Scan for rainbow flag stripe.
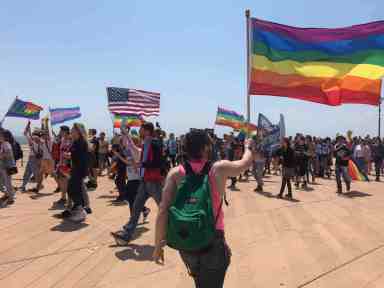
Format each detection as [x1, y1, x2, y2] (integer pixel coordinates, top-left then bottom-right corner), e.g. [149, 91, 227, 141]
[215, 107, 244, 130]
[113, 114, 143, 129]
[348, 159, 369, 182]
[240, 122, 258, 133]
[6, 98, 43, 120]
[250, 19, 384, 106]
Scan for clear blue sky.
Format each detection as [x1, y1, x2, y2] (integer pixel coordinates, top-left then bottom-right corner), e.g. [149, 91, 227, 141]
[1, 0, 383, 137]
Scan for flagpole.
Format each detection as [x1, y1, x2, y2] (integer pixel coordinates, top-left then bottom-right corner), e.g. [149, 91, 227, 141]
[245, 9, 251, 129]
[0, 96, 18, 127]
[379, 80, 384, 138]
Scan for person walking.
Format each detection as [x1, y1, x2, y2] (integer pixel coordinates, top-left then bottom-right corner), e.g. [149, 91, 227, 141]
[20, 122, 43, 193]
[252, 135, 265, 192]
[0, 130, 16, 207]
[277, 138, 295, 199]
[372, 138, 384, 181]
[167, 133, 177, 168]
[152, 129, 253, 288]
[52, 126, 72, 208]
[61, 123, 90, 222]
[98, 132, 109, 176]
[111, 122, 163, 244]
[334, 136, 352, 194]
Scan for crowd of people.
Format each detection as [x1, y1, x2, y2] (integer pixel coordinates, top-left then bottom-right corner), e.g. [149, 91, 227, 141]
[0, 121, 384, 287]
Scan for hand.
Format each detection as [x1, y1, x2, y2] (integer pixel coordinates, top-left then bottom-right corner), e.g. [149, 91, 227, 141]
[244, 138, 254, 150]
[152, 246, 165, 265]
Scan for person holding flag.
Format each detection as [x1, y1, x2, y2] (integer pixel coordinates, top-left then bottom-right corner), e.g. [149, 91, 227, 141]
[334, 136, 352, 194]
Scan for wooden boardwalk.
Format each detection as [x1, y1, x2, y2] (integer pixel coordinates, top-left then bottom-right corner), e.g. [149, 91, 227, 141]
[1, 172, 384, 288]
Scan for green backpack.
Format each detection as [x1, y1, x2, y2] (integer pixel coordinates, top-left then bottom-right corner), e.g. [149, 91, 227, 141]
[166, 162, 221, 252]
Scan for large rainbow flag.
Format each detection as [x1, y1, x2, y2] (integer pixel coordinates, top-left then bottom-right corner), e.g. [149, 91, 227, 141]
[113, 114, 144, 129]
[215, 107, 245, 130]
[249, 19, 384, 106]
[348, 159, 369, 182]
[5, 98, 43, 120]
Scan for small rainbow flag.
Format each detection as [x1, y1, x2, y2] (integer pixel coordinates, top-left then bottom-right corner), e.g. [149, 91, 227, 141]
[215, 107, 245, 130]
[6, 98, 43, 120]
[240, 122, 258, 133]
[348, 159, 369, 182]
[250, 19, 384, 106]
[113, 114, 144, 129]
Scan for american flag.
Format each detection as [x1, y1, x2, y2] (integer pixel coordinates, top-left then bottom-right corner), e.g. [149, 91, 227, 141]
[107, 87, 160, 117]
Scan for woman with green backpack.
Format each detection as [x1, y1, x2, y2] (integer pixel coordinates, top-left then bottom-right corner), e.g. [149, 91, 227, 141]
[153, 129, 254, 288]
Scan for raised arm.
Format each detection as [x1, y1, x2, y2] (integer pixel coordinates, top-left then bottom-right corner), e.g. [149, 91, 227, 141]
[215, 139, 253, 179]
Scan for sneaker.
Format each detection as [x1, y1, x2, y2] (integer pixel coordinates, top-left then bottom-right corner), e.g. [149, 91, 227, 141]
[19, 187, 27, 193]
[31, 188, 39, 193]
[142, 207, 151, 223]
[111, 231, 131, 246]
[61, 210, 72, 219]
[69, 207, 86, 223]
[84, 207, 93, 214]
[346, 182, 351, 192]
[1, 197, 14, 208]
[52, 198, 66, 209]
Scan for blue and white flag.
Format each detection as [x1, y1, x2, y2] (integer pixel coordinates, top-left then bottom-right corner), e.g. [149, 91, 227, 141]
[258, 113, 286, 152]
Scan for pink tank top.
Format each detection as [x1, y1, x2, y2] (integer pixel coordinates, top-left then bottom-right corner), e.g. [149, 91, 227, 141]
[178, 161, 224, 231]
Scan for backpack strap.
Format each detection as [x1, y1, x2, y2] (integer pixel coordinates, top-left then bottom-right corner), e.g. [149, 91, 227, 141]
[183, 161, 212, 176]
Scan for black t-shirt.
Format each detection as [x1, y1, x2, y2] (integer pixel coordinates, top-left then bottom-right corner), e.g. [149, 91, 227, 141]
[277, 147, 295, 168]
[334, 143, 351, 167]
[71, 139, 89, 178]
[294, 143, 308, 160]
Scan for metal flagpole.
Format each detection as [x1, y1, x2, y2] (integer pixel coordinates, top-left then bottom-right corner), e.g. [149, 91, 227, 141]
[379, 79, 384, 138]
[245, 9, 251, 127]
[0, 96, 18, 127]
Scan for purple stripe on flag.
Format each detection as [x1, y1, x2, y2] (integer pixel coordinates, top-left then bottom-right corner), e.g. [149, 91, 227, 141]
[252, 18, 384, 43]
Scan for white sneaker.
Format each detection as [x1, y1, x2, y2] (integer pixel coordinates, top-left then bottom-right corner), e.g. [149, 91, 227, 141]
[69, 207, 86, 223]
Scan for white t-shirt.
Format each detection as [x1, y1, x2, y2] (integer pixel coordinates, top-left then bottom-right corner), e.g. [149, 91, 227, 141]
[41, 140, 53, 160]
[125, 147, 140, 181]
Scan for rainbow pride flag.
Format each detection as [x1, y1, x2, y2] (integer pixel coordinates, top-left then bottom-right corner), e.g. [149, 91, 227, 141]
[348, 159, 369, 182]
[240, 122, 258, 133]
[250, 19, 384, 106]
[5, 98, 43, 120]
[215, 107, 245, 130]
[113, 114, 143, 129]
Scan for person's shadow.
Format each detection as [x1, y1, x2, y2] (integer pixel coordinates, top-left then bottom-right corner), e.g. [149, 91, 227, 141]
[255, 190, 275, 198]
[115, 244, 155, 262]
[342, 191, 372, 198]
[51, 221, 89, 232]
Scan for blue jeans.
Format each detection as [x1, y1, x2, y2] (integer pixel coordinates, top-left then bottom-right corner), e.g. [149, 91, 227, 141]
[253, 160, 265, 187]
[122, 181, 162, 238]
[335, 165, 351, 190]
[0, 168, 15, 199]
[21, 157, 39, 189]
